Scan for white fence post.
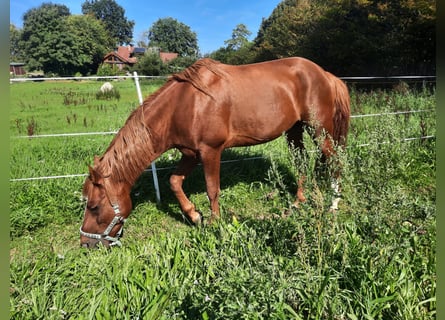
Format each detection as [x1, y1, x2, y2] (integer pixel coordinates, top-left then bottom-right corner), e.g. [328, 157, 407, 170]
[133, 71, 161, 203]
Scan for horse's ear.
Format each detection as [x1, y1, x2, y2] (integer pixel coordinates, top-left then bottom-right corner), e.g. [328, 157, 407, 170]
[88, 165, 103, 185]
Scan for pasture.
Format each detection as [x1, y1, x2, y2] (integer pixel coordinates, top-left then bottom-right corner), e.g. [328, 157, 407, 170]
[10, 78, 435, 319]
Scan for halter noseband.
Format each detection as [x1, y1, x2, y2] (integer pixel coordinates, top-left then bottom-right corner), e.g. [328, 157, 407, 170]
[80, 202, 126, 247]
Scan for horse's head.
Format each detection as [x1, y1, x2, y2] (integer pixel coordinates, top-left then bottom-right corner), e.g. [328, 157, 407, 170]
[80, 163, 132, 249]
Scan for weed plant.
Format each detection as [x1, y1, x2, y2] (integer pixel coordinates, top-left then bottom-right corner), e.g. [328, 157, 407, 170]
[95, 87, 121, 101]
[10, 82, 435, 319]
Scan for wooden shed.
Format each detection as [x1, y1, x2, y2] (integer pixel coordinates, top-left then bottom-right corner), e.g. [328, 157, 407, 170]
[10, 62, 26, 77]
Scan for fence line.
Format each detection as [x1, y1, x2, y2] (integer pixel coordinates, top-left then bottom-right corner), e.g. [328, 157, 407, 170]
[10, 75, 168, 82]
[10, 135, 434, 182]
[10, 157, 268, 182]
[10, 75, 435, 83]
[12, 131, 119, 139]
[340, 75, 435, 80]
[350, 109, 434, 119]
[11, 109, 435, 139]
[11, 174, 88, 182]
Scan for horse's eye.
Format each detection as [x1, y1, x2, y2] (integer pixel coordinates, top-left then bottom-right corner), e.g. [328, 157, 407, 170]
[88, 205, 99, 212]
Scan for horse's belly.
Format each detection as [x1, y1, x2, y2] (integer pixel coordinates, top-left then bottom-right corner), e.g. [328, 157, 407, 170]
[228, 110, 297, 147]
[226, 132, 282, 148]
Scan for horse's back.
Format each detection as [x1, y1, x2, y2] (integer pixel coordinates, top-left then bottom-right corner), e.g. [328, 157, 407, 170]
[172, 57, 346, 149]
[220, 57, 336, 109]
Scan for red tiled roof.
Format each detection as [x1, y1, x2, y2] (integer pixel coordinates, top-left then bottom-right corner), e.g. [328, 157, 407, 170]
[160, 52, 178, 63]
[116, 46, 137, 64]
[103, 52, 136, 64]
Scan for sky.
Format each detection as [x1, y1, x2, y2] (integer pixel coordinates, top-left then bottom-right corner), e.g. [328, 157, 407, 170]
[9, 0, 282, 54]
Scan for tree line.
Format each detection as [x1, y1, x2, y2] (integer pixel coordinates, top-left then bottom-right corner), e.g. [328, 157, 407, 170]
[10, 0, 133, 76]
[213, 0, 435, 76]
[10, 0, 435, 77]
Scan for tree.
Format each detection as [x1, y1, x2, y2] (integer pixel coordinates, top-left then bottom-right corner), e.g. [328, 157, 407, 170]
[374, 0, 436, 74]
[10, 24, 22, 62]
[253, 0, 435, 75]
[253, 0, 316, 62]
[147, 17, 198, 57]
[224, 23, 252, 50]
[209, 24, 255, 65]
[65, 15, 114, 75]
[19, 3, 114, 75]
[20, 3, 73, 74]
[81, 0, 134, 45]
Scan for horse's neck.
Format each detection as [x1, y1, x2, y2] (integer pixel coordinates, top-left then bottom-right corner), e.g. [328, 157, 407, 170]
[99, 105, 171, 187]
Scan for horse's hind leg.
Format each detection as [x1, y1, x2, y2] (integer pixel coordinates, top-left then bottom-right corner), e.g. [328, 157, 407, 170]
[285, 121, 307, 207]
[170, 151, 202, 224]
[199, 146, 223, 223]
[286, 121, 342, 211]
[318, 128, 342, 211]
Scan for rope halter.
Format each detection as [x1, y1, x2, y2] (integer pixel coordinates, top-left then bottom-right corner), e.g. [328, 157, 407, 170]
[80, 202, 126, 247]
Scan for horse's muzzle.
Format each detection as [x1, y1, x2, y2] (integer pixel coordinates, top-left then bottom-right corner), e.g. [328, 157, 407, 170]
[80, 237, 101, 249]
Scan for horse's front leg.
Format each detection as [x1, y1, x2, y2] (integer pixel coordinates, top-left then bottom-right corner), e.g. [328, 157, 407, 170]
[170, 153, 202, 224]
[200, 147, 223, 223]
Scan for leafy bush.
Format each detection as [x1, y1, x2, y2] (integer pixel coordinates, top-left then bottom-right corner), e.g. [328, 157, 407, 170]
[96, 63, 125, 77]
[132, 52, 168, 76]
[166, 56, 197, 73]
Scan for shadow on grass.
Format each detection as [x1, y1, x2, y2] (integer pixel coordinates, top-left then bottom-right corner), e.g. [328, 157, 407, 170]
[130, 148, 298, 224]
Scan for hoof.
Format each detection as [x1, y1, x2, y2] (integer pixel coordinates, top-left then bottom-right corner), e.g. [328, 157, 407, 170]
[291, 201, 301, 209]
[205, 213, 221, 225]
[184, 211, 203, 226]
[329, 197, 341, 212]
[193, 212, 204, 225]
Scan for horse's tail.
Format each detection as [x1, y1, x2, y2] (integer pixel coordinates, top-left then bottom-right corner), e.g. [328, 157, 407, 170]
[328, 72, 350, 147]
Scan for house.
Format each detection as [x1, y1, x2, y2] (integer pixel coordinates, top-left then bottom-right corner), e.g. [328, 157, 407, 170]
[102, 45, 140, 70]
[10, 62, 26, 77]
[102, 45, 178, 70]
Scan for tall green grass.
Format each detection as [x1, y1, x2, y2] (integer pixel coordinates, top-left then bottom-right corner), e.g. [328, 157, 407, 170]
[10, 78, 165, 135]
[10, 81, 435, 319]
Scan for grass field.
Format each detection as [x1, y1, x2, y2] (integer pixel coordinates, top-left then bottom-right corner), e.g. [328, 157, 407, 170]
[10, 79, 436, 319]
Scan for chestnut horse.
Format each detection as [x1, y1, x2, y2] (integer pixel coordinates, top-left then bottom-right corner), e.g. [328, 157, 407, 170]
[80, 57, 350, 248]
